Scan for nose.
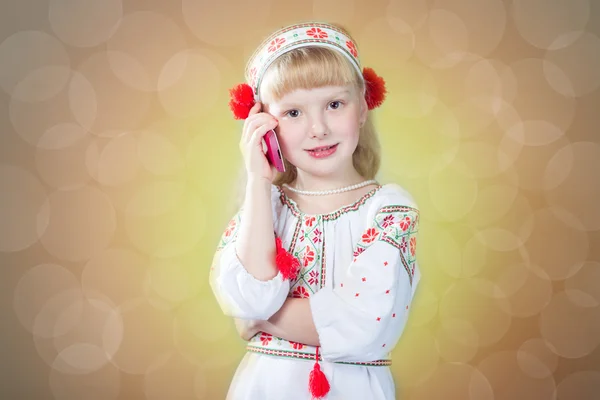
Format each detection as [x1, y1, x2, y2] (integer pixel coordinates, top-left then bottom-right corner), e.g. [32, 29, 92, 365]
[309, 113, 329, 138]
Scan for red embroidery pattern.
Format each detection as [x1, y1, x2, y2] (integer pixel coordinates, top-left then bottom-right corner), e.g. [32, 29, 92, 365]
[292, 286, 310, 298]
[362, 228, 378, 243]
[306, 269, 319, 286]
[260, 332, 273, 346]
[216, 212, 242, 250]
[289, 340, 305, 350]
[306, 27, 328, 39]
[268, 37, 286, 52]
[248, 67, 257, 86]
[381, 214, 395, 228]
[224, 220, 236, 237]
[353, 247, 366, 257]
[400, 237, 407, 253]
[346, 40, 358, 57]
[410, 237, 417, 257]
[302, 246, 315, 267]
[399, 216, 411, 231]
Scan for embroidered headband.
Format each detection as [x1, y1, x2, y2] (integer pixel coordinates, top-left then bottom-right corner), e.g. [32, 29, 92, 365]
[229, 22, 387, 120]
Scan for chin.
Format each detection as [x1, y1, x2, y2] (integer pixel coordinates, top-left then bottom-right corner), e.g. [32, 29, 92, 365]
[292, 155, 354, 177]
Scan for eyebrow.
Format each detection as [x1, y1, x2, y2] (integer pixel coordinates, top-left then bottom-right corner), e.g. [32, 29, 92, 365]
[278, 90, 351, 108]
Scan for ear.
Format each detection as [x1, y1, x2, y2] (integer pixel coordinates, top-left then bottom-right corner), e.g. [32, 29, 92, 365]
[359, 93, 368, 126]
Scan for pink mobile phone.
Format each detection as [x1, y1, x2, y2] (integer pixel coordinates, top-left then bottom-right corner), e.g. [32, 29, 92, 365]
[263, 129, 286, 172]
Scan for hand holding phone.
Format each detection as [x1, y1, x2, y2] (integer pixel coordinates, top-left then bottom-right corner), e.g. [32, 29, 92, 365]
[241, 102, 285, 181]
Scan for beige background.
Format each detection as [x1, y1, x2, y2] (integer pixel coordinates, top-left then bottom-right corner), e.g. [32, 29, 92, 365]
[1, 0, 599, 398]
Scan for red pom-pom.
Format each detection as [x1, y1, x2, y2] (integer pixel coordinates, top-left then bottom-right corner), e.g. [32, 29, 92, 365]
[309, 361, 330, 399]
[363, 67, 387, 110]
[228, 83, 255, 120]
[275, 237, 300, 281]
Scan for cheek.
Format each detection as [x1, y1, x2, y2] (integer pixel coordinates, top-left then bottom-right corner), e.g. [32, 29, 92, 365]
[275, 128, 301, 153]
[338, 118, 361, 139]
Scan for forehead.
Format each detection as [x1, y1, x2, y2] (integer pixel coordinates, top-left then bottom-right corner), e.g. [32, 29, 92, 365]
[266, 85, 355, 106]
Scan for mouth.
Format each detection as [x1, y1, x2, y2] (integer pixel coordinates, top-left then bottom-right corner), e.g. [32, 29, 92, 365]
[306, 144, 338, 152]
[305, 143, 339, 159]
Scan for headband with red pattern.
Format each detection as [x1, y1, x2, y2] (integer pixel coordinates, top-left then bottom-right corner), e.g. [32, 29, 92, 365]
[228, 22, 387, 120]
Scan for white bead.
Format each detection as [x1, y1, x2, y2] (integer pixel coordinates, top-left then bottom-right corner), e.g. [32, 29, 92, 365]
[283, 179, 377, 196]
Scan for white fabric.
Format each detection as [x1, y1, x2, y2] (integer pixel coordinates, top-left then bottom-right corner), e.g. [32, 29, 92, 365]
[210, 183, 421, 400]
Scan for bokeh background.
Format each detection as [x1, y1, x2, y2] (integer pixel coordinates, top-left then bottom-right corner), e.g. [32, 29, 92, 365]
[1, 0, 599, 399]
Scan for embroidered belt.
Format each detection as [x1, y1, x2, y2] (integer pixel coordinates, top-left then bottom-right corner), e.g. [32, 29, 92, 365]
[246, 345, 392, 366]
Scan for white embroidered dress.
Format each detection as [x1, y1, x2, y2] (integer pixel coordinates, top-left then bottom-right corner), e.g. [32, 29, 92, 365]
[210, 183, 421, 400]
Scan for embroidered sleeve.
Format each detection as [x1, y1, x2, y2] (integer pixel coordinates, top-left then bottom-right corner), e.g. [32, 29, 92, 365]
[309, 206, 420, 362]
[209, 209, 290, 320]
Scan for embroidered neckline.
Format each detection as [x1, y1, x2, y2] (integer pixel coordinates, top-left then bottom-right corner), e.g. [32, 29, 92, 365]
[277, 184, 384, 220]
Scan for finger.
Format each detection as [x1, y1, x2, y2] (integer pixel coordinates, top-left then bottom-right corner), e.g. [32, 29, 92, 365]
[249, 121, 277, 148]
[242, 115, 264, 143]
[244, 116, 277, 144]
[248, 124, 270, 148]
[247, 102, 262, 117]
[242, 112, 271, 139]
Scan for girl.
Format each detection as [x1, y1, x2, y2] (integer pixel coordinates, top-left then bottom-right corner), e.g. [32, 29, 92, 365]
[210, 22, 421, 400]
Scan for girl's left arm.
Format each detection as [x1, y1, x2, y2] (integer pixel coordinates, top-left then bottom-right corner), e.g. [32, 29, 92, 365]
[307, 205, 421, 363]
[255, 297, 320, 346]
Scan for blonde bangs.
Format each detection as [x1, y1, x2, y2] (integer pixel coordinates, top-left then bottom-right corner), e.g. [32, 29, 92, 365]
[258, 47, 363, 101]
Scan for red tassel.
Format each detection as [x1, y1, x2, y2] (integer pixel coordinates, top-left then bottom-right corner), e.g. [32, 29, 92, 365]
[309, 347, 330, 399]
[228, 83, 255, 120]
[275, 237, 300, 281]
[363, 67, 387, 110]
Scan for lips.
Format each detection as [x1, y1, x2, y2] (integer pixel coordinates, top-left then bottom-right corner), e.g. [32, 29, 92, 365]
[306, 144, 338, 152]
[305, 143, 339, 159]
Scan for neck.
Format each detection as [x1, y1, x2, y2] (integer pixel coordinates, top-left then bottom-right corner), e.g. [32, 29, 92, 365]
[291, 169, 367, 192]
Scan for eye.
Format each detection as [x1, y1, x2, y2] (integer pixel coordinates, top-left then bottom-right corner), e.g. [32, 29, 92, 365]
[329, 101, 342, 110]
[285, 109, 300, 118]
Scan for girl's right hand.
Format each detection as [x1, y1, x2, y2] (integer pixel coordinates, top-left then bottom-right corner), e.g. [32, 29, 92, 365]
[240, 102, 279, 182]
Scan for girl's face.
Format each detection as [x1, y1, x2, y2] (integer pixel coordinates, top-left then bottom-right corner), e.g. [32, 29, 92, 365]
[263, 84, 367, 179]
